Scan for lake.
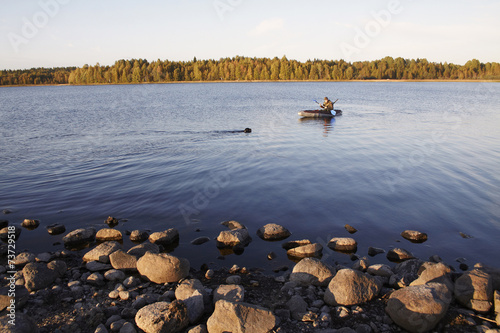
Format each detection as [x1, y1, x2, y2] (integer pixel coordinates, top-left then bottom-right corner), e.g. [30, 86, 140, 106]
[1, 81, 499, 272]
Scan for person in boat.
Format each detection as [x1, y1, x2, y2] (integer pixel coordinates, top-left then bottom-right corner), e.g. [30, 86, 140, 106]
[320, 97, 333, 112]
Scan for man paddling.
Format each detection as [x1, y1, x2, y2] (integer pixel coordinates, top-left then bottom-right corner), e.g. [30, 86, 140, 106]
[320, 97, 333, 112]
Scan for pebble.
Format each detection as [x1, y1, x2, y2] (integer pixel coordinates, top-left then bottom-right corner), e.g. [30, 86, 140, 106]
[226, 275, 241, 284]
[109, 290, 120, 299]
[205, 269, 214, 279]
[119, 291, 130, 301]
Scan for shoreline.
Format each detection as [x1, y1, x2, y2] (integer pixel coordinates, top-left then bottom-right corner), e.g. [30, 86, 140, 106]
[1, 221, 499, 332]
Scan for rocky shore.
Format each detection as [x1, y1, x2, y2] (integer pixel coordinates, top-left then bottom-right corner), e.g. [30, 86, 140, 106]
[1, 218, 500, 333]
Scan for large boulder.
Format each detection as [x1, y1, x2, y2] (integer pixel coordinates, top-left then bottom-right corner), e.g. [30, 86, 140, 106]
[137, 252, 190, 284]
[454, 269, 493, 313]
[135, 301, 189, 333]
[207, 300, 277, 333]
[410, 262, 454, 292]
[22, 262, 58, 292]
[324, 268, 382, 306]
[386, 283, 452, 333]
[62, 227, 96, 248]
[289, 258, 336, 287]
[256, 223, 291, 241]
[149, 228, 179, 247]
[82, 241, 121, 263]
[175, 279, 209, 324]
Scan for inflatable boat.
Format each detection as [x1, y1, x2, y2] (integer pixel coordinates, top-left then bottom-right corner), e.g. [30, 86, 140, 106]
[298, 109, 342, 118]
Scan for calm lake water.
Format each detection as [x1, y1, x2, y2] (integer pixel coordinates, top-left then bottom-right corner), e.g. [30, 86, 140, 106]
[1, 82, 499, 272]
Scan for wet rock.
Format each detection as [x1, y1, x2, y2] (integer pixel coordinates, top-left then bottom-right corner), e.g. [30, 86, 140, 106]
[96, 228, 123, 241]
[127, 243, 159, 257]
[190, 236, 210, 245]
[149, 228, 179, 247]
[21, 218, 40, 229]
[454, 269, 493, 313]
[367, 264, 393, 278]
[207, 300, 277, 333]
[401, 230, 428, 243]
[62, 227, 96, 248]
[386, 248, 415, 262]
[352, 257, 370, 272]
[267, 251, 277, 260]
[290, 257, 336, 287]
[344, 224, 358, 234]
[282, 239, 311, 250]
[328, 237, 357, 252]
[105, 216, 119, 227]
[213, 284, 245, 303]
[286, 243, 323, 258]
[367, 246, 385, 256]
[216, 222, 251, 248]
[0, 313, 39, 332]
[0, 226, 21, 241]
[324, 269, 382, 306]
[109, 250, 138, 271]
[130, 230, 149, 243]
[137, 252, 190, 284]
[22, 262, 58, 292]
[46, 223, 66, 235]
[83, 241, 121, 263]
[386, 283, 452, 333]
[205, 269, 214, 279]
[2, 209, 12, 215]
[256, 223, 291, 241]
[135, 301, 189, 333]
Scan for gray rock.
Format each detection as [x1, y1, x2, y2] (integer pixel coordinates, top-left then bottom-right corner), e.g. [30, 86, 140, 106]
[207, 300, 277, 333]
[149, 228, 179, 247]
[13, 252, 35, 266]
[287, 295, 308, 320]
[324, 268, 382, 306]
[46, 223, 66, 235]
[96, 228, 123, 241]
[386, 282, 452, 333]
[256, 223, 291, 241]
[86, 261, 113, 271]
[83, 241, 121, 263]
[87, 272, 105, 286]
[94, 323, 108, 333]
[47, 260, 67, 276]
[387, 248, 415, 262]
[127, 242, 159, 257]
[216, 226, 251, 248]
[213, 284, 245, 303]
[175, 279, 209, 324]
[22, 262, 58, 292]
[190, 236, 210, 245]
[0, 226, 21, 242]
[187, 324, 208, 333]
[62, 227, 96, 247]
[454, 269, 493, 313]
[353, 258, 370, 272]
[282, 239, 311, 250]
[123, 276, 141, 288]
[367, 264, 393, 278]
[109, 250, 138, 271]
[289, 257, 336, 287]
[137, 252, 190, 284]
[410, 261, 454, 292]
[401, 230, 428, 243]
[135, 301, 189, 333]
[367, 246, 385, 256]
[130, 230, 149, 243]
[226, 275, 241, 284]
[104, 269, 126, 281]
[286, 243, 323, 258]
[0, 313, 39, 332]
[119, 322, 136, 333]
[328, 237, 357, 252]
[21, 218, 40, 229]
[35, 252, 53, 262]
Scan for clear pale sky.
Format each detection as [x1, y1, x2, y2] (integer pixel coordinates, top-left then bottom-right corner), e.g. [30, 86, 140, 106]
[1, 0, 499, 70]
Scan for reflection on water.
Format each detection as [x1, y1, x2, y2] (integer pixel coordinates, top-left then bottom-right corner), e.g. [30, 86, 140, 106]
[298, 117, 336, 137]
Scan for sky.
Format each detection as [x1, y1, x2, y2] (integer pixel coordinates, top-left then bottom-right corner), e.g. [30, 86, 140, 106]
[1, 0, 499, 70]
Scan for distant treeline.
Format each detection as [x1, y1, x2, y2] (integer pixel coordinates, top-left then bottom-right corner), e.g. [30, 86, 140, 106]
[1, 56, 500, 86]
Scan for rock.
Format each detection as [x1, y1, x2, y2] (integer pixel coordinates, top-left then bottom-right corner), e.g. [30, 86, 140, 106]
[495, 290, 500, 314]
[21, 218, 40, 229]
[109, 250, 138, 271]
[35, 252, 53, 262]
[62, 227, 96, 248]
[127, 243, 159, 257]
[86, 261, 113, 271]
[410, 262, 454, 292]
[401, 230, 428, 243]
[46, 223, 66, 235]
[95, 323, 108, 333]
[290, 257, 336, 287]
[0, 226, 21, 241]
[137, 252, 190, 284]
[352, 257, 370, 272]
[207, 300, 277, 333]
[187, 324, 208, 333]
[87, 272, 105, 286]
[286, 243, 323, 258]
[454, 269, 493, 313]
[474, 263, 500, 290]
[328, 237, 357, 252]
[367, 246, 385, 256]
[135, 301, 189, 333]
[386, 283, 452, 333]
[190, 236, 210, 245]
[175, 279, 209, 324]
[105, 216, 119, 227]
[104, 269, 126, 281]
[0, 220, 8, 228]
[47, 260, 67, 276]
[130, 230, 149, 242]
[267, 251, 277, 260]
[367, 264, 393, 278]
[226, 275, 241, 284]
[149, 228, 179, 247]
[344, 224, 358, 234]
[83, 241, 121, 263]
[386, 248, 415, 262]
[96, 228, 123, 241]
[213, 284, 245, 303]
[256, 223, 291, 241]
[216, 229, 251, 248]
[22, 262, 58, 292]
[0, 313, 39, 332]
[119, 322, 136, 333]
[205, 269, 214, 279]
[13, 252, 35, 266]
[324, 268, 382, 306]
[282, 239, 311, 250]
[287, 295, 308, 320]
[123, 276, 141, 289]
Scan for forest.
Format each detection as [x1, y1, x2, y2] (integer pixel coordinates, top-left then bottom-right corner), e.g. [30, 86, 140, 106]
[1, 56, 499, 86]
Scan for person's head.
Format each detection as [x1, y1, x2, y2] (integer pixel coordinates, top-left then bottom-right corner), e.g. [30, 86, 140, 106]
[324, 97, 329, 101]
